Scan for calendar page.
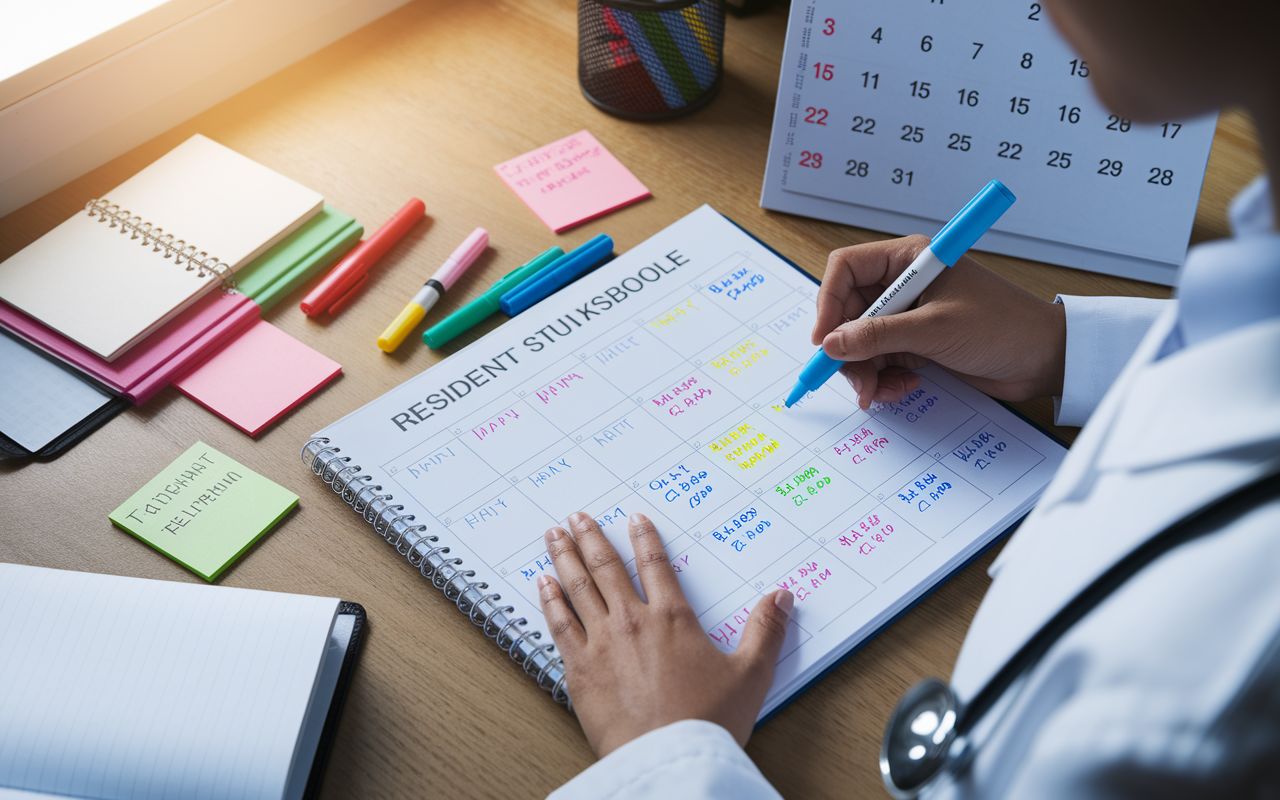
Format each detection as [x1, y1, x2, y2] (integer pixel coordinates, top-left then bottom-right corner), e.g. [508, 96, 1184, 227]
[761, 0, 1218, 285]
[313, 206, 1066, 716]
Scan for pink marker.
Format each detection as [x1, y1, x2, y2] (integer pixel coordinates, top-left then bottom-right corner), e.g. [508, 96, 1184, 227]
[378, 227, 489, 353]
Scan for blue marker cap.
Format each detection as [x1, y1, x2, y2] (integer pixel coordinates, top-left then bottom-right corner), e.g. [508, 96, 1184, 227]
[929, 180, 1016, 266]
[499, 234, 613, 316]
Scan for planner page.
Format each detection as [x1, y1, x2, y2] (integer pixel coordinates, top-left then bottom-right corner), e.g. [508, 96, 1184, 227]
[0, 564, 339, 800]
[760, 0, 1217, 284]
[312, 205, 1065, 715]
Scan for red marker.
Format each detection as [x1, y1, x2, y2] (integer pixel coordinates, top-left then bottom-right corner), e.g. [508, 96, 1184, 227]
[300, 198, 426, 317]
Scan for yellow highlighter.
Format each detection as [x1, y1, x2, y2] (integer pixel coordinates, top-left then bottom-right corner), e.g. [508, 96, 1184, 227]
[378, 227, 488, 353]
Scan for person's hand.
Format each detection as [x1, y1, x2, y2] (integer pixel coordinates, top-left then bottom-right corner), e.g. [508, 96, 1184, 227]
[537, 512, 794, 757]
[813, 235, 1067, 409]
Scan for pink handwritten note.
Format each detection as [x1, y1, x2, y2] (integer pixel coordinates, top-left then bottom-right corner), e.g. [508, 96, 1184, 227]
[494, 130, 650, 233]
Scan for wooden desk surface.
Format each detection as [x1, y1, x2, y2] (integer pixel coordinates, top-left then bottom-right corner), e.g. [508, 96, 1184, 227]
[0, 1, 1263, 797]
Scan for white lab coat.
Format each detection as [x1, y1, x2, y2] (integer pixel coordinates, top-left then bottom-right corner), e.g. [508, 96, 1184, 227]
[551, 187, 1280, 799]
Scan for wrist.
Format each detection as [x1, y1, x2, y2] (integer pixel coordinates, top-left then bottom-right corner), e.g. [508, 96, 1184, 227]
[1036, 300, 1067, 398]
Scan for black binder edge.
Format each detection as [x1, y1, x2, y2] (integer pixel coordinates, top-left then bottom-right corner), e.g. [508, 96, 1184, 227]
[301, 601, 368, 800]
[0, 395, 128, 461]
[713, 212, 1071, 727]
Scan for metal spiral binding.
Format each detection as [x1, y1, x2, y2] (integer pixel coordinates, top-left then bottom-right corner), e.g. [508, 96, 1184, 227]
[301, 437, 569, 706]
[86, 198, 237, 289]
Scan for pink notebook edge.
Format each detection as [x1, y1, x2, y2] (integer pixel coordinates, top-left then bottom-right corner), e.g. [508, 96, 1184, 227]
[0, 292, 254, 401]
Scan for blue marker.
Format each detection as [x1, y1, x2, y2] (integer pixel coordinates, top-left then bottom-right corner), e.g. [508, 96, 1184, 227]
[785, 180, 1016, 408]
[499, 234, 614, 316]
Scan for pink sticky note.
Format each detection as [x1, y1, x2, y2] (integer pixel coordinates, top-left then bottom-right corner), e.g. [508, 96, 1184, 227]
[173, 319, 340, 437]
[494, 130, 650, 233]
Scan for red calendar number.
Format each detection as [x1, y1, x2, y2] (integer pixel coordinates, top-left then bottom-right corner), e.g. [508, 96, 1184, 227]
[799, 151, 823, 169]
[813, 62, 835, 81]
[823, 18, 835, 35]
[803, 107, 829, 125]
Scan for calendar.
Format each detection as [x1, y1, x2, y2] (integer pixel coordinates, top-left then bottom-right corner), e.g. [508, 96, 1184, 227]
[760, 0, 1218, 284]
[307, 207, 1067, 715]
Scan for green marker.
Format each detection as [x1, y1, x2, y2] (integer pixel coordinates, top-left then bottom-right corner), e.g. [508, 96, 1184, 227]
[423, 246, 565, 349]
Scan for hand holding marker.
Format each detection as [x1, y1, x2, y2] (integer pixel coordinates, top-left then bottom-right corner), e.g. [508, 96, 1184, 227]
[785, 180, 1016, 407]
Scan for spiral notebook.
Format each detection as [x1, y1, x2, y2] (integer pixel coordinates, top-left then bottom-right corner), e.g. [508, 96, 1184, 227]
[0, 134, 322, 361]
[302, 206, 1066, 715]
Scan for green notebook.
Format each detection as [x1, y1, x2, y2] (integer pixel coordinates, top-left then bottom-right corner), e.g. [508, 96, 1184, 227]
[235, 204, 363, 311]
[110, 442, 299, 580]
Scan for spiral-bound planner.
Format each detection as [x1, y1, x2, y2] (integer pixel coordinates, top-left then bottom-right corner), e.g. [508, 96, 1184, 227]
[302, 206, 1066, 714]
[0, 135, 322, 361]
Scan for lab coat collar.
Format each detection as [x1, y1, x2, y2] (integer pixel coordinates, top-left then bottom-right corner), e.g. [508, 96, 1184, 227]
[1099, 316, 1280, 470]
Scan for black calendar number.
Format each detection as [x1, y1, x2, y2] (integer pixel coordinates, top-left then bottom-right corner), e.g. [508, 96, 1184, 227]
[871, 27, 883, 44]
[1106, 115, 1132, 132]
[845, 160, 870, 177]
[957, 89, 979, 106]
[910, 81, 931, 98]
[823, 18, 835, 35]
[1069, 59, 1090, 77]
[1097, 158, 1123, 176]
[1148, 168, 1174, 185]
[1161, 122, 1182, 138]
[901, 125, 925, 143]
[947, 133, 973, 151]
[997, 141, 1022, 160]
[892, 169, 914, 185]
[1058, 105, 1081, 123]
[1009, 96, 1031, 114]
[1028, 3, 1042, 19]
[814, 62, 835, 80]
[921, 35, 933, 52]
[1021, 52, 1034, 69]
[851, 116, 876, 134]
[1047, 150, 1072, 168]
[804, 107, 828, 125]
[972, 42, 984, 59]
[799, 151, 823, 168]
[862, 71, 879, 89]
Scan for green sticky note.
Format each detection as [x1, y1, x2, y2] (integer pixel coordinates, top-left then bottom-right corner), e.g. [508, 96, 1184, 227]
[109, 442, 298, 581]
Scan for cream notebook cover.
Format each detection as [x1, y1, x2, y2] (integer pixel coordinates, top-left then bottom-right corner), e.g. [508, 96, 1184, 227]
[0, 135, 322, 361]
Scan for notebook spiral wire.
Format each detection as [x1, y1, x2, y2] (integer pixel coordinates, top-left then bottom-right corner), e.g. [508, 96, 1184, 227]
[86, 199, 237, 289]
[302, 438, 570, 707]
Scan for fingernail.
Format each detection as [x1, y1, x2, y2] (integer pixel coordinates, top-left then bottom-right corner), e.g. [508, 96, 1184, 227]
[569, 511, 589, 526]
[775, 590, 794, 616]
[629, 512, 646, 525]
[537, 575, 551, 589]
[545, 527, 563, 542]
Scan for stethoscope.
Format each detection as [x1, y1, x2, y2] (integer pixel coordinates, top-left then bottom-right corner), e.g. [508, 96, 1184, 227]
[877, 466, 1280, 799]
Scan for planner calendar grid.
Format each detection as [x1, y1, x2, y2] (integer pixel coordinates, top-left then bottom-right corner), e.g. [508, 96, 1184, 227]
[360, 215, 1060, 679]
[761, 0, 1217, 283]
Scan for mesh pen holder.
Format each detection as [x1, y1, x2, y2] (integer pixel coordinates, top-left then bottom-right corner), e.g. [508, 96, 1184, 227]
[578, 0, 725, 120]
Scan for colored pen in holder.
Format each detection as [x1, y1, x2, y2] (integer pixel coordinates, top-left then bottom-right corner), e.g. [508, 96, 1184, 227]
[577, 0, 725, 120]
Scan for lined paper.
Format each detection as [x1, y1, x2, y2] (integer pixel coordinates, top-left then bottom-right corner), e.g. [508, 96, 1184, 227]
[0, 564, 338, 800]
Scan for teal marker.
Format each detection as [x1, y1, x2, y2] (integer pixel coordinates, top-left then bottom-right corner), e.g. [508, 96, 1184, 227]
[785, 180, 1016, 407]
[423, 247, 564, 349]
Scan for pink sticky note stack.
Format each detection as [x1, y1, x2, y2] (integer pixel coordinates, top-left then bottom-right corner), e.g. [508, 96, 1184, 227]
[173, 319, 340, 437]
[494, 130, 650, 233]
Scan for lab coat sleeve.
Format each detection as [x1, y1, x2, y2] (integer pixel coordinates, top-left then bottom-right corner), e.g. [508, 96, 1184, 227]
[1053, 295, 1170, 427]
[548, 720, 784, 800]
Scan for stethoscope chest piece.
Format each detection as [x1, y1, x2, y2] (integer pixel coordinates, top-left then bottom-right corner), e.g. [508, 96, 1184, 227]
[880, 678, 963, 799]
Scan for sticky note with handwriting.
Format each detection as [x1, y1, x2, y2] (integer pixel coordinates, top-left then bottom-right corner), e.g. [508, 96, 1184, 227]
[109, 442, 298, 580]
[494, 130, 650, 233]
